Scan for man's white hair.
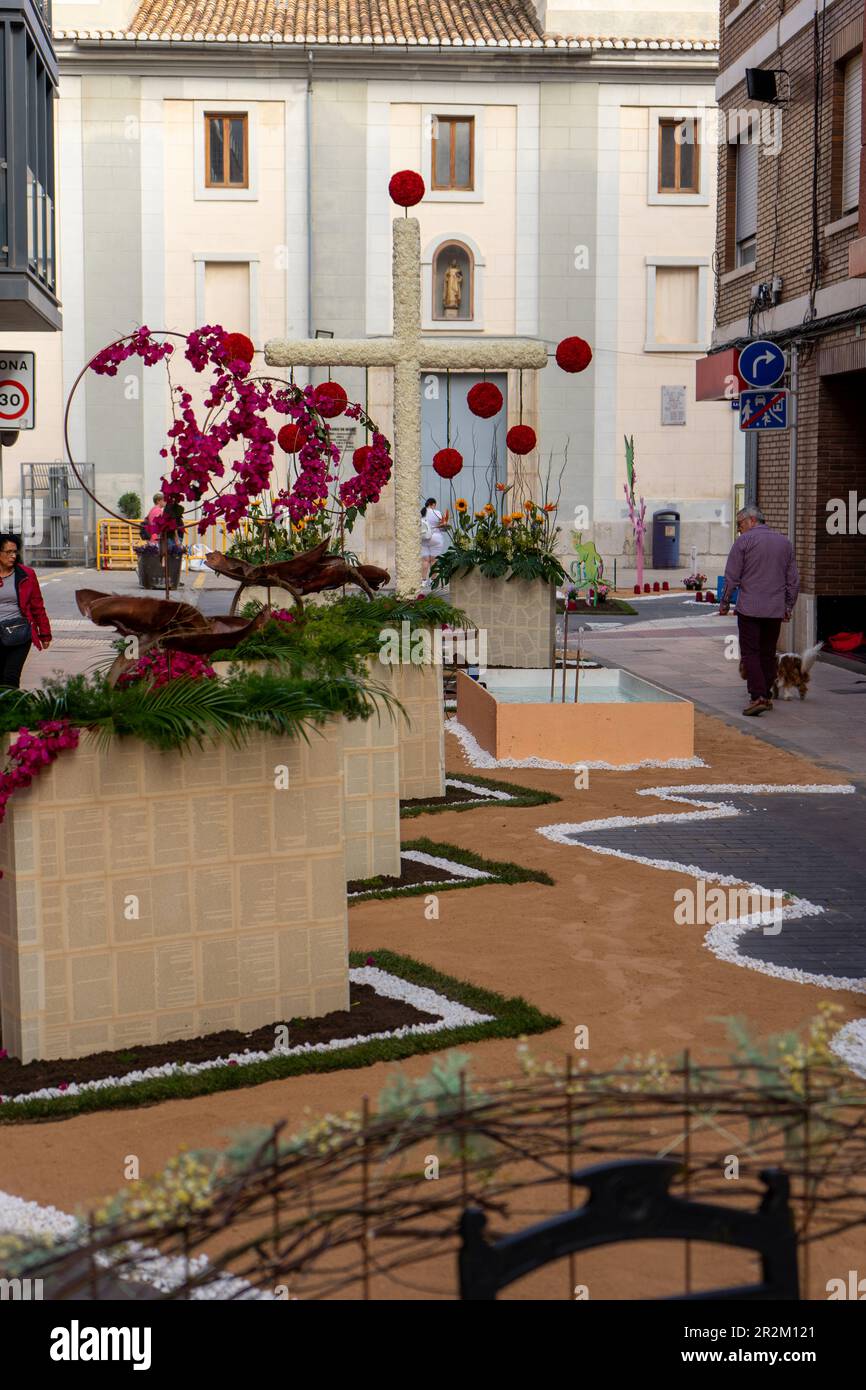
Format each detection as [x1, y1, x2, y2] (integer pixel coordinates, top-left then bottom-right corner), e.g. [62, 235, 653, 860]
[737, 504, 765, 523]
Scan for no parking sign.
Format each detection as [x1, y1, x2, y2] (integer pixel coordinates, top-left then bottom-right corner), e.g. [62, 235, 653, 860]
[0, 351, 35, 429]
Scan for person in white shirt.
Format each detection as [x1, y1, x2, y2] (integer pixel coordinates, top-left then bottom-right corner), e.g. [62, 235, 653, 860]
[420, 497, 448, 583]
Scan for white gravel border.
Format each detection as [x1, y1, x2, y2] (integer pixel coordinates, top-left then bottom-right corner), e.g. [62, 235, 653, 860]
[830, 1018, 866, 1078]
[536, 782, 862, 995]
[0, 967, 494, 1109]
[446, 718, 707, 772]
[0, 1190, 268, 1299]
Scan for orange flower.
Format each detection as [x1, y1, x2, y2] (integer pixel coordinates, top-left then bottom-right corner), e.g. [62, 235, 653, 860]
[456, 498, 468, 513]
[483, 503, 495, 515]
[475, 510, 486, 519]
[523, 500, 534, 513]
[495, 482, 507, 492]
[543, 502, 556, 512]
[502, 515, 512, 527]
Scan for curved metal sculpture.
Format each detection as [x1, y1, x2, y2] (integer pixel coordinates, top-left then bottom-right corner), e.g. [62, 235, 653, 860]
[205, 543, 390, 613]
[76, 589, 269, 684]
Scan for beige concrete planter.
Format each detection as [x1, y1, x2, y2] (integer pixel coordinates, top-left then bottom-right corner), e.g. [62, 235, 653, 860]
[373, 658, 445, 799]
[0, 727, 349, 1063]
[449, 570, 556, 668]
[342, 709, 401, 881]
[211, 662, 402, 882]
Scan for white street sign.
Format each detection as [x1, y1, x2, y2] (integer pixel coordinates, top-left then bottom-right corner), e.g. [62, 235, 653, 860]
[0, 351, 35, 430]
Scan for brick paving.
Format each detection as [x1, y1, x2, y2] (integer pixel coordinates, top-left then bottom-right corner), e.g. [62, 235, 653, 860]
[563, 787, 866, 982]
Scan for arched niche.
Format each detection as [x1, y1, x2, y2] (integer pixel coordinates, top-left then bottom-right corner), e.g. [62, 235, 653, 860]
[422, 235, 485, 331]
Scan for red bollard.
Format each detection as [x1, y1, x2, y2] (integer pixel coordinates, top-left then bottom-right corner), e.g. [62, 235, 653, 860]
[662, 581, 669, 591]
[634, 584, 641, 594]
[643, 583, 651, 593]
[653, 581, 660, 592]
[695, 590, 703, 602]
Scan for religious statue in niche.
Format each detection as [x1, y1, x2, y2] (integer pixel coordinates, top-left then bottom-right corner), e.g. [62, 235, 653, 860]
[434, 242, 472, 322]
[442, 259, 463, 318]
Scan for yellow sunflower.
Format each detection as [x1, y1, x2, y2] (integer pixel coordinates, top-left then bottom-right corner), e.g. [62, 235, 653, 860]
[456, 498, 468, 513]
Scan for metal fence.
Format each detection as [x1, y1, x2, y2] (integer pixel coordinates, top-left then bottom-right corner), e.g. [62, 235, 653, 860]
[19, 461, 96, 565]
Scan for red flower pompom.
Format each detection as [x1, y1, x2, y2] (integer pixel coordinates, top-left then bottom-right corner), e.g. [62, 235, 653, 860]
[352, 445, 374, 474]
[222, 332, 255, 364]
[312, 381, 348, 419]
[277, 423, 308, 454]
[433, 447, 463, 479]
[467, 382, 503, 419]
[388, 170, 425, 207]
[555, 336, 593, 373]
[506, 424, 537, 455]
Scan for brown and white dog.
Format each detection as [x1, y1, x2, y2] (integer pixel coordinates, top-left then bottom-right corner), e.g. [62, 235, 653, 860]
[738, 642, 823, 701]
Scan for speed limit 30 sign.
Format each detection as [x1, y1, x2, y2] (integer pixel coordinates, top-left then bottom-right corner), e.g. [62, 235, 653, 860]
[0, 352, 35, 429]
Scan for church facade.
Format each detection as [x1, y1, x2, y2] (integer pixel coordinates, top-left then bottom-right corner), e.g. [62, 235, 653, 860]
[6, 0, 738, 580]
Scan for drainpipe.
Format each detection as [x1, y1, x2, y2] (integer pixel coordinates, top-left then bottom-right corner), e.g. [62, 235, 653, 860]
[787, 340, 798, 544]
[306, 49, 314, 345]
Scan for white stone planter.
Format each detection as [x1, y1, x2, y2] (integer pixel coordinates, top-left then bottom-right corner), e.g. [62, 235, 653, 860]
[0, 727, 349, 1063]
[449, 570, 556, 668]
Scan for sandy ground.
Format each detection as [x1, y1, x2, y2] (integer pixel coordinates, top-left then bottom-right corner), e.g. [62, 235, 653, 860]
[0, 710, 861, 1296]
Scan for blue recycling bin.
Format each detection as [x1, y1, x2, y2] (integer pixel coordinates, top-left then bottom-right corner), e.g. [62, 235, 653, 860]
[652, 510, 680, 568]
[716, 575, 740, 604]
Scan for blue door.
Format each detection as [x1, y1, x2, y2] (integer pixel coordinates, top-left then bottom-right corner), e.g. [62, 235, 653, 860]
[420, 372, 507, 513]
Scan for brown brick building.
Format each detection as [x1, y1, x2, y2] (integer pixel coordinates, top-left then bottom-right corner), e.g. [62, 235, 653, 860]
[700, 0, 866, 656]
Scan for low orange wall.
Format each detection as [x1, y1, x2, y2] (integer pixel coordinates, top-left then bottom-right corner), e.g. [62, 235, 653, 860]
[456, 671, 694, 765]
[455, 672, 499, 758]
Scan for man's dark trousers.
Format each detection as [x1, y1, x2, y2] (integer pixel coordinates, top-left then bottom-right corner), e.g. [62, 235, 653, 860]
[738, 614, 781, 700]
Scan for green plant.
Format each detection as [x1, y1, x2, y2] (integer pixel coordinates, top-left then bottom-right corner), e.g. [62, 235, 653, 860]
[210, 593, 469, 673]
[117, 491, 142, 520]
[431, 486, 566, 587]
[0, 666, 399, 754]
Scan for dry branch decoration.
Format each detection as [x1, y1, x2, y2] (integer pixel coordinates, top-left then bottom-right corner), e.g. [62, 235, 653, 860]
[6, 1008, 865, 1302]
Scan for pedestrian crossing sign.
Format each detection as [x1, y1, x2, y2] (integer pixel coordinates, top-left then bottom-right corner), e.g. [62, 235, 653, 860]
[739, 388, 789, 430]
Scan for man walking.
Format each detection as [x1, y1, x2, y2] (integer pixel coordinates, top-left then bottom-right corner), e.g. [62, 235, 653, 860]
[719, 505, 799, 716]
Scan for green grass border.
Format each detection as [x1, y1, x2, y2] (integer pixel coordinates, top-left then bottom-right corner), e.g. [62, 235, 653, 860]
[348, 836, 554, 902]
[0, 950, 560, 1125]
[400, 772, 561, 819]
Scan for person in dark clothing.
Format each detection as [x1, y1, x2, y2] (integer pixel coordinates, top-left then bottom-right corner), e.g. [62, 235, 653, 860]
[719, 506, 799, 717]
[0, 533, 52, 688]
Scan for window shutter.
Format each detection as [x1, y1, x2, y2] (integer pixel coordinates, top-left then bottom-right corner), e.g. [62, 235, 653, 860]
[842, 52, 862, 214]
[735, 137, 758, 243]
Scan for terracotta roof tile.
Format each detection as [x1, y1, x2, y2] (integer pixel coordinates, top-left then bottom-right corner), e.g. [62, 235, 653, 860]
[54, 0, 720, 49]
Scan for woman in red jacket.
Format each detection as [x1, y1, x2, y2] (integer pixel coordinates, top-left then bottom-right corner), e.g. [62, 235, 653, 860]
[0, 533, 52, 688]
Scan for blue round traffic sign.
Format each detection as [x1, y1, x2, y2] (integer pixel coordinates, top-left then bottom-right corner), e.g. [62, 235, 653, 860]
[738, 340, 786, 388]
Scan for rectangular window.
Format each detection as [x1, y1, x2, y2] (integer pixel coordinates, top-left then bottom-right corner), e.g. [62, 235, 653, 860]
[204, 262, 251, 335]
[842, 51, 862, 214]
[654, 266, 700, 344]
[205, 114, 249, 189]
[432, 117, 474, 191]
[735, 136, 758, 267]
[658, 118, 700, 194]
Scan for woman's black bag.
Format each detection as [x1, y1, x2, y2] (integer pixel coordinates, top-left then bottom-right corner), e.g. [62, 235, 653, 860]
[0, 616, 31, 647]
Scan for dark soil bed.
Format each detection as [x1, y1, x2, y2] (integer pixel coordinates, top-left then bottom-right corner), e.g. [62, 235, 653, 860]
[0, 984, 435, 1099]
[401, 783, 504, 812]
[347, 856, 463, 895]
